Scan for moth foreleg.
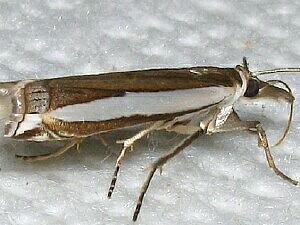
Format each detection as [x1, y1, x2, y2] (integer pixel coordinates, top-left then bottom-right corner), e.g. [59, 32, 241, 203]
[108, 121, 166, 198]
[15, 138, 84, 162]
[211, 111, 298, 185]
[256, 124, 298, 185]
[132, 129, 202, 221]
[213, 111, 259, 133]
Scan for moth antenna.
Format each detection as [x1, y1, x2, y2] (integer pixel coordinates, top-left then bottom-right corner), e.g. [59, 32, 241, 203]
[242, 57, 250, 73]
[266, 79, 294, 147]
[252, 68, 300, 77]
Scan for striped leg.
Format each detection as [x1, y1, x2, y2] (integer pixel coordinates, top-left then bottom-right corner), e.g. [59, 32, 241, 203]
[133, 129, 202, 221]
[15, 138, 84, 162]
[107, 121, 165, 198]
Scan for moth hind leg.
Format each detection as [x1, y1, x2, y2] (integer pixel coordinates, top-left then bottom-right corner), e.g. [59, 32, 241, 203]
[15, 138, 84, 163]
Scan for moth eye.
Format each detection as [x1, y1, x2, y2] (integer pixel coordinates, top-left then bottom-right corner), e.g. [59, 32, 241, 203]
[244, 79, 259, 97]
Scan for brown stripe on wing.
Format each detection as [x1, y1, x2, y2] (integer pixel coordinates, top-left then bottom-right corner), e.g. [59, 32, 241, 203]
[41, 104, 216, 138]
[47, 67, 240, 92]
[23, 80, 125, 113]
[12, 127, 47, 140]
[11, 126, 69, 141]
[48, 87, 125, 110]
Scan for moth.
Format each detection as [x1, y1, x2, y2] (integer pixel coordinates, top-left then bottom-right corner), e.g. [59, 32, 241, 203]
[0, 57, 299, 221]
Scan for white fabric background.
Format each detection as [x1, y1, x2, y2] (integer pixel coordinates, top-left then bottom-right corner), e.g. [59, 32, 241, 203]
[0, 1, 300, 224]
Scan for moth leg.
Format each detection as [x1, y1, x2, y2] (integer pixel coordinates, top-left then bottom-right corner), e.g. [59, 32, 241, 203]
[164, 121, 201, 135]
[255, 124, 298, 185]
[213, 111, 259, 133]
[15, 138, 84, 162]
[213, 112, 298, 185]
[108, 121, 166, 198]
[133, 129, 202, 221]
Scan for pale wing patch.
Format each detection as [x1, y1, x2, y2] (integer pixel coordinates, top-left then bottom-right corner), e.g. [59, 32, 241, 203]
[47, 87, 234, 122]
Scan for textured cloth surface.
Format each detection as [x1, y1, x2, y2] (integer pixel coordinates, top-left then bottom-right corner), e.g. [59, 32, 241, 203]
[0, 1, 300, 225]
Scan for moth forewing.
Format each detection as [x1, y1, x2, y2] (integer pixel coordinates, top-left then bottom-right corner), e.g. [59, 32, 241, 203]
[1, 67, 241, 140]
[0, 58, 299, 222]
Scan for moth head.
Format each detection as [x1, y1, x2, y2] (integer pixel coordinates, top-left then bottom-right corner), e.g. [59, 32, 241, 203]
[0, 82, 14, 120]
[241, 57, 299, 146]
